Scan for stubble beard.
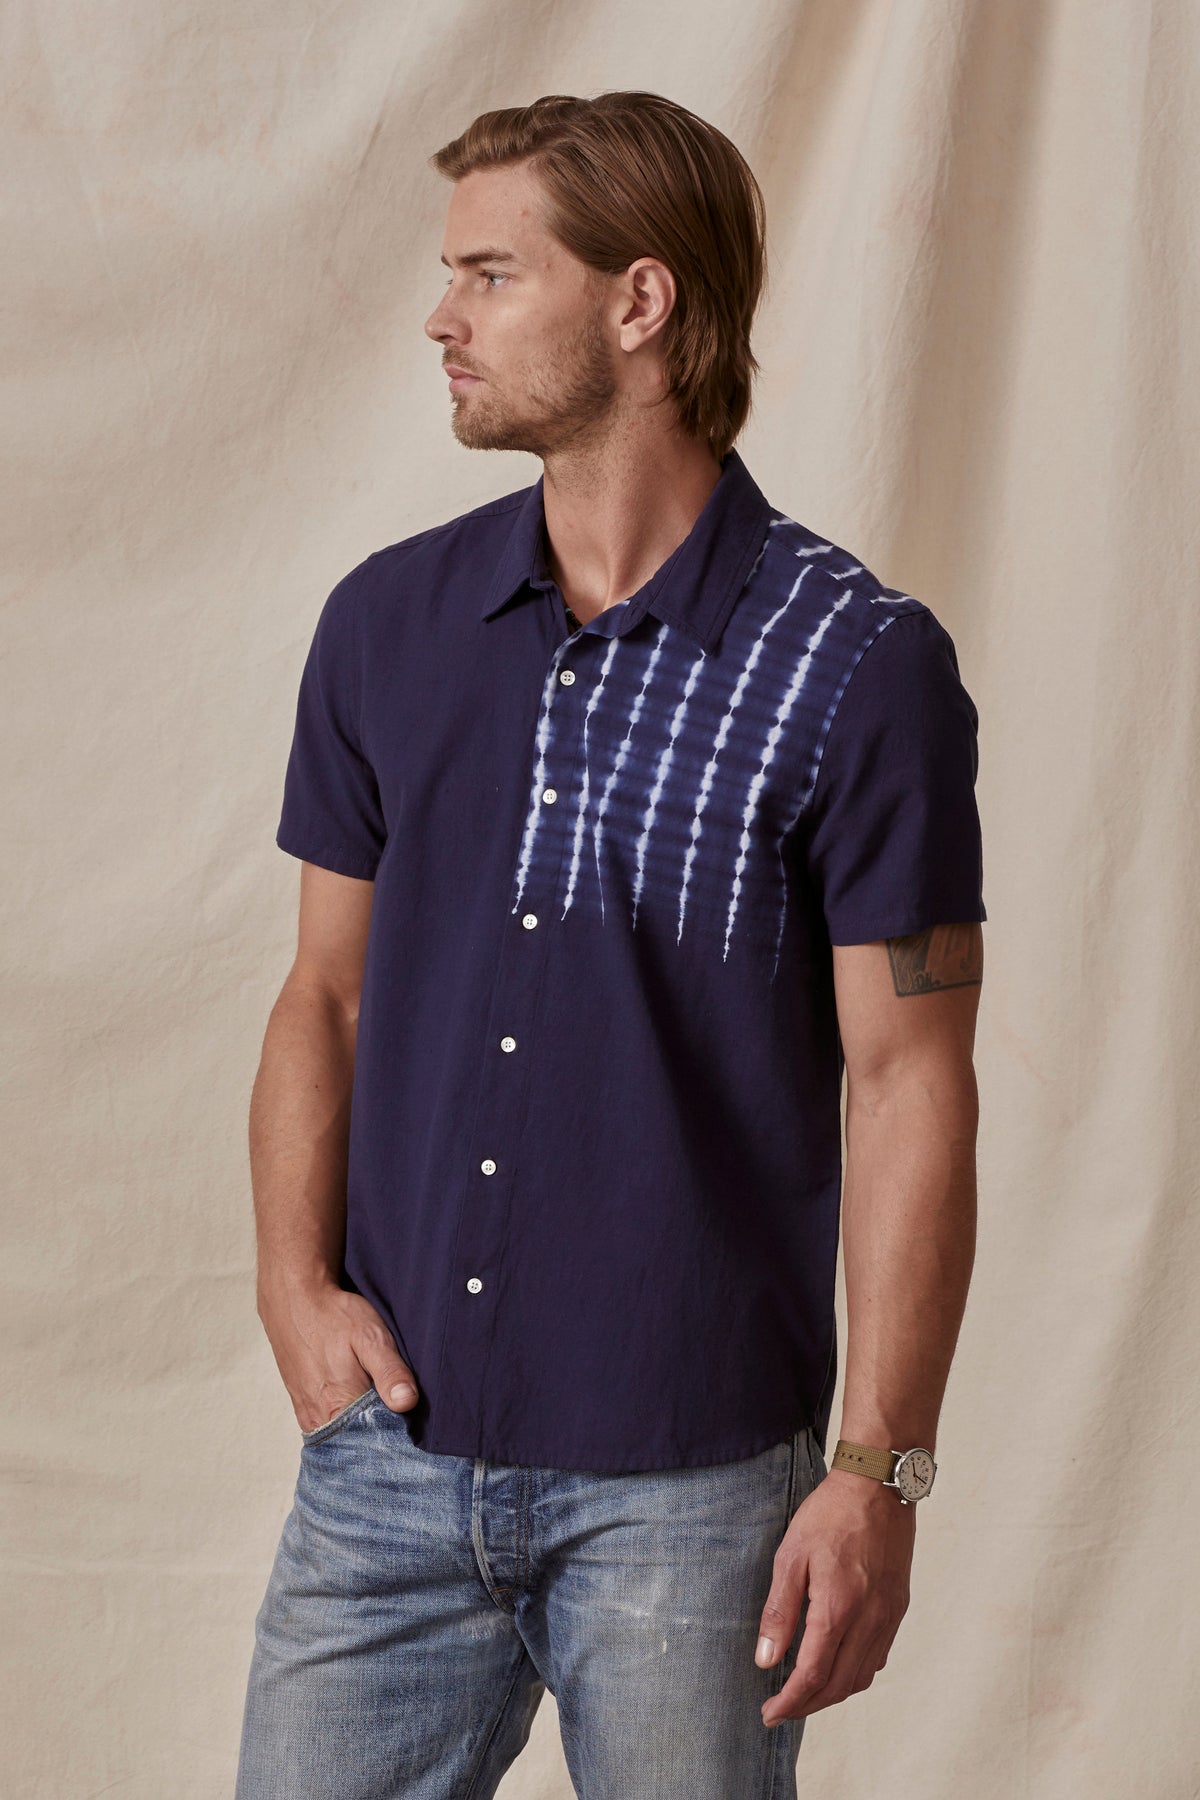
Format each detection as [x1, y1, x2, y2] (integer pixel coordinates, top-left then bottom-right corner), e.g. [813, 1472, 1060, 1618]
[449, 299, 621, 458]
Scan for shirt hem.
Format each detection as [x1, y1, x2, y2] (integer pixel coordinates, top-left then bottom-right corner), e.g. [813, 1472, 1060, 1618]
[275, 830, 380, 882]
[416, 1420, 812, 1474]
[828, 900, 987, 945]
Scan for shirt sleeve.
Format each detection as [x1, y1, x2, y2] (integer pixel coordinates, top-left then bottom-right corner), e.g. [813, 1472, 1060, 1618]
[275, 567, 387, 881]
[802, 607, 986, 945]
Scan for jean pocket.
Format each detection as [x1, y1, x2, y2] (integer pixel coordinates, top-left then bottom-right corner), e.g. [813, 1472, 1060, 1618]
[806, 1426, 827, 1489]
[788, 1425, 825, 1510]
[300, 1386, 378, 1445]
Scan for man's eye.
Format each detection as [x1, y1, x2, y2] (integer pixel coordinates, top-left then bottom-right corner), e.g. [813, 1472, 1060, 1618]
[442, 271, 507, 288]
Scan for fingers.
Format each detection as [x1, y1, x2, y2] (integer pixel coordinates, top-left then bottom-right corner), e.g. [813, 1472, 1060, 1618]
[755, 1532, 817, 1682]
[361, 1352, 419, 1412]
[754, 1555, 807, 1672]
[761, 1600, 891, 1725]
[340, 1293, 420, 1412]
[843, 1620, 894, 1694]
[297, 1369, 375, 1433]
[760, 1594, 842, 1726]
[263, 1282, 422, 1425]
[297, 1353, 416, 1431]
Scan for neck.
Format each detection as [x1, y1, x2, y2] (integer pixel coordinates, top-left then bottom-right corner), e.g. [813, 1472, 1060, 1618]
[540, 430, 725, 620]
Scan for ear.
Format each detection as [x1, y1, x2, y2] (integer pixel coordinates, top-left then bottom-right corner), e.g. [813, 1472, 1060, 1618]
[616, 256, 678, 353]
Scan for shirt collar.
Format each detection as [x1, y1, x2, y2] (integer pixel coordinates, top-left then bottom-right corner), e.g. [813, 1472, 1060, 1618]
[479, 447, 776, 655]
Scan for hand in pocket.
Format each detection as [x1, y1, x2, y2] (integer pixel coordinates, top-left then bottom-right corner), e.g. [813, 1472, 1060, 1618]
[258, 1281, 420, 1434]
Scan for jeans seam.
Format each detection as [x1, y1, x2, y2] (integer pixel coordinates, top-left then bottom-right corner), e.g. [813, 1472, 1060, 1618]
[519, 1465, 531, 1594]
[459, 1650, 534, 1800]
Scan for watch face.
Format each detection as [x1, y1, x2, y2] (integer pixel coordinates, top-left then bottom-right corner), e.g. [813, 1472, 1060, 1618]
[894, 1449, 936, 1500]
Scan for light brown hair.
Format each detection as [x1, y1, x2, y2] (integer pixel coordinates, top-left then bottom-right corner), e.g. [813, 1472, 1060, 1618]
[429, 91, 768, 461]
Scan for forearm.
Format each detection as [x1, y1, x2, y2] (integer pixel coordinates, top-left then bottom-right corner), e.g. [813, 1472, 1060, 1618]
[835, 1057, 979, 1456]
[249, 972, 358, 1306]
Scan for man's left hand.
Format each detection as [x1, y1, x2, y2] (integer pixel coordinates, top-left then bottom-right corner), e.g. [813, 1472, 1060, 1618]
[755, 1468, 916, 1725]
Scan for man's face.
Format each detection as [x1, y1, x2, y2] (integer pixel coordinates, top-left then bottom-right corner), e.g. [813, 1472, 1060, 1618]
[424, 162, 622, 456]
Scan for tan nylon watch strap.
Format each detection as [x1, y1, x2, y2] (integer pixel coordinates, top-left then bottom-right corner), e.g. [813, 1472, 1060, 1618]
[831, 1439, 896, 1482]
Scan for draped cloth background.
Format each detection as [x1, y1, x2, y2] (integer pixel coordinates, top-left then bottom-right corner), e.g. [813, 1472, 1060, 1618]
[4, 2, 1197, 1793]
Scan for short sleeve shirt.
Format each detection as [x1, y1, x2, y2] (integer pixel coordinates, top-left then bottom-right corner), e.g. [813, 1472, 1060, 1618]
[275, 448, 986, 1471]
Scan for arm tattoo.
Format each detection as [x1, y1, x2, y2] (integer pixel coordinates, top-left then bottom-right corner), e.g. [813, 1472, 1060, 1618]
[885, 924, 983, 997]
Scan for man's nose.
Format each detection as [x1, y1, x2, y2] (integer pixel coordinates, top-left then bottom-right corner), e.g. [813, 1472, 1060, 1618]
[424, 298, 465, 343]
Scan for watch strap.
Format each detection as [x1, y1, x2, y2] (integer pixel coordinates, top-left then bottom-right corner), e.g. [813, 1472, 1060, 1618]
[830, 1439, 897, 1482]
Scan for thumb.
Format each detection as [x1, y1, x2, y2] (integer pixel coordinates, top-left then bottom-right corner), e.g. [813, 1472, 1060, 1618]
[364, 1354, 419, 1413]
[755, 1556, 806, 1668]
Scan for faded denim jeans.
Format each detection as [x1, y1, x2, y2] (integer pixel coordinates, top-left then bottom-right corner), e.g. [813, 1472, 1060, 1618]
[235, 1387, 826, 1798]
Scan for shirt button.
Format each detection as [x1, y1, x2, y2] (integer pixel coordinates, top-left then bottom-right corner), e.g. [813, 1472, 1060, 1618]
[559, 669, 575, 686]
[542, 787, 558, 804]
[466, 1277, 483, 1293]
[480, 1158, 497, 1175]
[500, 1035, 517, 1052]
[521, 913, 538, 929]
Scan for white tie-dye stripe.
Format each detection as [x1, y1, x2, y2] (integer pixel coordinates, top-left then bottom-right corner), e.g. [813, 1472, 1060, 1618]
[678, 567, 814, 948]
[562, 635, 622, 918]
[632, 640, 709, 930]
[588, 629, 671, 923]
[726, 581, 854, 961]
[743, 585, 856, 974]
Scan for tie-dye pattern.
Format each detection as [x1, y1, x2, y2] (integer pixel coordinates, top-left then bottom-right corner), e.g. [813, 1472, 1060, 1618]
[508, 511, 921, 981]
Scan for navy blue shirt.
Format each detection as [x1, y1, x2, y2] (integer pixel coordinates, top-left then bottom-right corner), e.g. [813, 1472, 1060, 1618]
[275, 449, 986, 1472]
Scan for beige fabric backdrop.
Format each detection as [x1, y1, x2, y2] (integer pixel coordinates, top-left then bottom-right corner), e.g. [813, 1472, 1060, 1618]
[4, 1, 1198, 1794]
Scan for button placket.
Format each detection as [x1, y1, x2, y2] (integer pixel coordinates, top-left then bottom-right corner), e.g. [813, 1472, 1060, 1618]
[432, 639, 591, 1452]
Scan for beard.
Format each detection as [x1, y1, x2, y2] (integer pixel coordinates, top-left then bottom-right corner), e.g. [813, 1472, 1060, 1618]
[449, 296, 622, 457]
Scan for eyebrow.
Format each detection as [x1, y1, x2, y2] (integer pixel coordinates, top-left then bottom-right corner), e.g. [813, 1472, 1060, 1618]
[439, 247, 522, 269]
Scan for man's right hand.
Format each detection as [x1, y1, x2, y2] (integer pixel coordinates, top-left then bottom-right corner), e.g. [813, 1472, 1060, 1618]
[257, 1280, 420, 1434]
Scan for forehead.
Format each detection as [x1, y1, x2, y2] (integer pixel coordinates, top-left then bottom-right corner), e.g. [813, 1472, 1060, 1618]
[440, 163, 556, 264]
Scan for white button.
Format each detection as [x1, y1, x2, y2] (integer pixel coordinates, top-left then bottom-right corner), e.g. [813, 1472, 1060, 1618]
[542, 788, 557, 804]
[480, 1158, 497, 1175]
[559, 669, 575, 686]
[521, 913, 538, 929]
[466, 1277, 483, 1293]
[500, 1035, 517, 1052]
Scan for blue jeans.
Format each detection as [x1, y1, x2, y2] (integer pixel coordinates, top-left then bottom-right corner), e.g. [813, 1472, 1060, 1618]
[236, 1387, 826, 1798]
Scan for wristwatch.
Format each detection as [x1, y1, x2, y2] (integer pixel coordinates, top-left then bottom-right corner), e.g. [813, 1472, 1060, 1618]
[830, 1438, 937, 1504]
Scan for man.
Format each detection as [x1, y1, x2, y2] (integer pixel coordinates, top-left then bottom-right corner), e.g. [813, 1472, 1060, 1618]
[236, 92, 985, 1800]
